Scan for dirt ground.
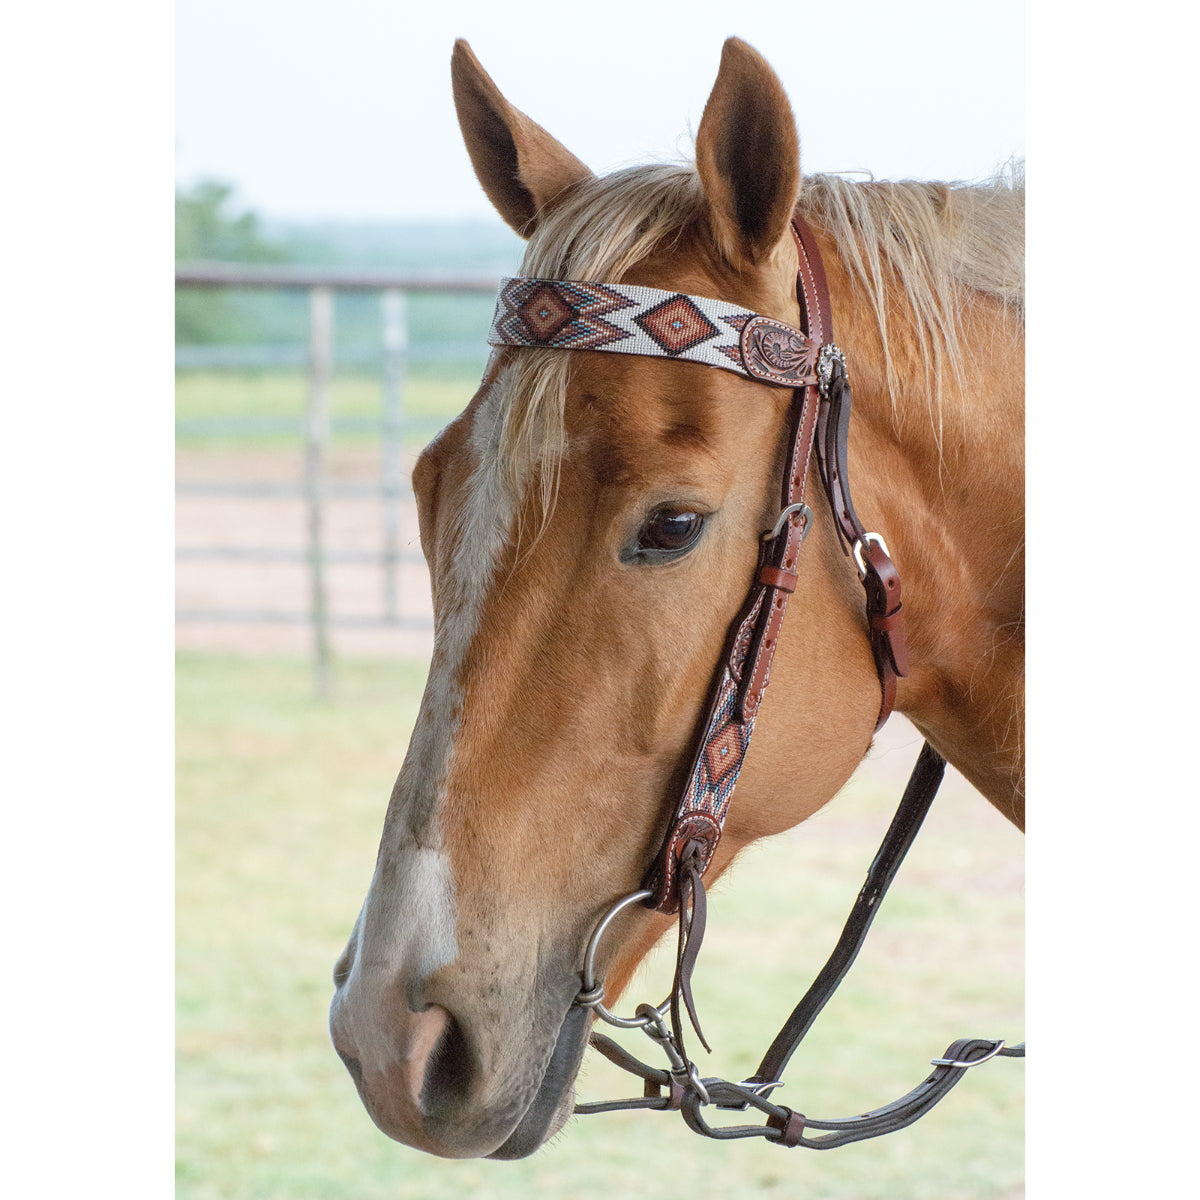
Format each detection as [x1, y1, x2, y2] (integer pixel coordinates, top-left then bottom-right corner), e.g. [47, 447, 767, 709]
[177, 446, 436, 658]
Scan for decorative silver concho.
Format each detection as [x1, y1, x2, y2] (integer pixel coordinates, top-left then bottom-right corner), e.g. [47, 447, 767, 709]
[816, 343, 847, 399]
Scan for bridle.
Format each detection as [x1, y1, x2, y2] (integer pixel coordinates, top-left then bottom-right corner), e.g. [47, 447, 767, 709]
[486, 215, 1023, 1149]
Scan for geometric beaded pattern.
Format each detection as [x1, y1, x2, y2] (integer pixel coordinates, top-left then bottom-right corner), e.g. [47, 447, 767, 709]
[489, 276, 768, 380]
[675, 668, 756, 825]
[668, 585, 767, 829]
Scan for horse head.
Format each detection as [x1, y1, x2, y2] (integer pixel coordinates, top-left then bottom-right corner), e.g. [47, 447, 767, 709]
[329, 35, 1023, 1160]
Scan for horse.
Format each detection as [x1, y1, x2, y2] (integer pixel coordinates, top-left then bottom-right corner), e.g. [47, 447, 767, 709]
[329, 36, 1023, 1160]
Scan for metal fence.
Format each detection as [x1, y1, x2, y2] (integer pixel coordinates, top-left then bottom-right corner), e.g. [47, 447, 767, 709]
[175, 262, 500, 695]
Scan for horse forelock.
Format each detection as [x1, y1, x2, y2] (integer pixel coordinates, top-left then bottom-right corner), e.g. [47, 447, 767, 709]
[494, 165, 709, 517]
[445, 369, 520, 621]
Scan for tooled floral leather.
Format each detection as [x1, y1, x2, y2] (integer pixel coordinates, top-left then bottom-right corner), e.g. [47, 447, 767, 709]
[739, 316, 820, 386]
[647, 812, 722, 913]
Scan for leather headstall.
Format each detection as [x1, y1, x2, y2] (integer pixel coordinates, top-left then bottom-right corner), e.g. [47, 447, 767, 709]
[487, 216, 1024, 1148]
[641, 216, 908, 918]
[486, 216, 910, 917]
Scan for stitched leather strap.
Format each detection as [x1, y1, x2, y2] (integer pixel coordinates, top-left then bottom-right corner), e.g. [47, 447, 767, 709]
[815, 355, 908, 730]
[791, 213, 831, 345]
[749, 741, 947, 1087]
[643, 220, 824, 912]
[737, 382, 821, 722]
[803, 197, 907, 730]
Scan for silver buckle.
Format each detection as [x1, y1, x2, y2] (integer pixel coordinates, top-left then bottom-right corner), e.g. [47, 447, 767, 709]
[930, 1039, 1006, 1069]
[816, 343, 846, 398]
[851, 531, 890, 579]
[762, 502, 812, 544]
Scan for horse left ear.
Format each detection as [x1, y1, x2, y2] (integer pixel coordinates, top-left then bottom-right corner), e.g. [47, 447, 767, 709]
[451, 40, 594, 238]
[696, 39, 801, 267]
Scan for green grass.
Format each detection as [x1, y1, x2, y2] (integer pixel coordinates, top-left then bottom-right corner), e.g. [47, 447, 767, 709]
[175, 367, 482, 448]
[177, 653, 1023, 1199]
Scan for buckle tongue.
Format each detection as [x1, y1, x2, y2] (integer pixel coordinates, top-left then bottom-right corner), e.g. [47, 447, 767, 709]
[762, 502, 812, 544]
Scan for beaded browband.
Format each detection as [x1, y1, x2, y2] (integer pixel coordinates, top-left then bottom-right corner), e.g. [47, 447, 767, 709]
[488, 277, 820, 388]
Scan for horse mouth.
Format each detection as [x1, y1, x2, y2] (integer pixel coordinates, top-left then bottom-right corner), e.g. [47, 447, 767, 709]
[486, 1002, 591, 1159]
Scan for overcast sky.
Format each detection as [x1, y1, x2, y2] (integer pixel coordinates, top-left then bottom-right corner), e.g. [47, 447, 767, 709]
[175, 0, 1024, 224]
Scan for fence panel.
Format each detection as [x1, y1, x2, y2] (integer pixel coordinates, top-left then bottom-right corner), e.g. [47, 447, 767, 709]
[175, 263, 500, 692]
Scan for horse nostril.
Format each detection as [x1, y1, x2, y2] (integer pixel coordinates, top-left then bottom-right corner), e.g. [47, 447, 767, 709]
[420, 1013, 476, 1116]
[395, 1003, 453, 1112]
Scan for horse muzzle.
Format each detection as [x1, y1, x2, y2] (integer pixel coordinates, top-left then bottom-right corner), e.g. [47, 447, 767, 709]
[329, 970, 590, 1159]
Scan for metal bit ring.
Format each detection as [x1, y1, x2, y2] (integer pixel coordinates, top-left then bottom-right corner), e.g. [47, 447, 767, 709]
[575, 889, 659, 1029]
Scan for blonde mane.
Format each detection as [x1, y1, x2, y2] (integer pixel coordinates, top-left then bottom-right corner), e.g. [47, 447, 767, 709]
[498, 161, 1025, 506]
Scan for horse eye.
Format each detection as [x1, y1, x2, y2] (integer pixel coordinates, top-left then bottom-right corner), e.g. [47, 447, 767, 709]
[637, 509, 705, 554]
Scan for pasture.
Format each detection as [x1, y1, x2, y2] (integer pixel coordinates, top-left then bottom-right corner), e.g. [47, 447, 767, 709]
[175, 366, 477, 449]
[176, 652, 1023, 1199]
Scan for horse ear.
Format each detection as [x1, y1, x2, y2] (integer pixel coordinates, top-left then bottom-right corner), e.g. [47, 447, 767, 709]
[695, 38, 801, 267]
[451, 40, 594, 238]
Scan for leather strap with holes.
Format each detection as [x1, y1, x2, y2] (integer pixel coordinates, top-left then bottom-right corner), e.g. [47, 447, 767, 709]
[643, 216, 908, 913]
[813, 343, 908, 727]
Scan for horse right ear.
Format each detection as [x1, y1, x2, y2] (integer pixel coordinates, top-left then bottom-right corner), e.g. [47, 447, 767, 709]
[695, 38, 801, 268]
[451, 40, 594, 238]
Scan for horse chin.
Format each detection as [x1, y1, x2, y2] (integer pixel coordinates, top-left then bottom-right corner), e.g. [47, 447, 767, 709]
[486, 1003, 591, 1160]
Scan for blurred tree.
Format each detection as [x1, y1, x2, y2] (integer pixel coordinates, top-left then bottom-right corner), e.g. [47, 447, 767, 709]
[175, 181, 290, 344]
[175, 179, 287, 263]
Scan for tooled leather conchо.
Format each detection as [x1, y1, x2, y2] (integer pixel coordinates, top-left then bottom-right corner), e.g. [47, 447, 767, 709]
[486, 215, 909, 918]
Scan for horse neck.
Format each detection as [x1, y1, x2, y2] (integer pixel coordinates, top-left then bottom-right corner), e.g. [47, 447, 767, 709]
[817, 232, 1025, 826]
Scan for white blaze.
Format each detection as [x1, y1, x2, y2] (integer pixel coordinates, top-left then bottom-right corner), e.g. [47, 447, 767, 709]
[340, 369, 518, 1015]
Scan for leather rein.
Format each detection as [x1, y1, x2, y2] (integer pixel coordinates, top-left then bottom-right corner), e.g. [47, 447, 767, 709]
[486, 215, 1023, 1149]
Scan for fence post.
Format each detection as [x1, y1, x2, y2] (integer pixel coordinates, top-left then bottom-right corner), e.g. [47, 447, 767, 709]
[306, 286, 333, 698]
[380, 289, 407, 625]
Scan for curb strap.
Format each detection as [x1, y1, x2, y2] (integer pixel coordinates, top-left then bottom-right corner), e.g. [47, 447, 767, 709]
[669, 849, 711, 1059]
[643, 216, 908, 915]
